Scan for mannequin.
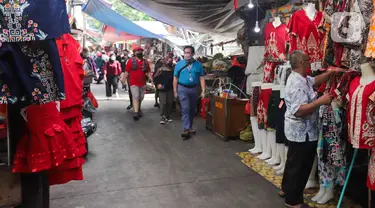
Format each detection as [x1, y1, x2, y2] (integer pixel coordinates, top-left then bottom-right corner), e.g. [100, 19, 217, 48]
[305, 157, 318, 189]
[265, 85, 282, 165]
[360, 62, 375, 85]
[272, 16, 282, 28]
[257, 83, 274, 160]
[273, 85, 287, 174]
[249, 81, 263, 154]
[304, 2, 317, 21]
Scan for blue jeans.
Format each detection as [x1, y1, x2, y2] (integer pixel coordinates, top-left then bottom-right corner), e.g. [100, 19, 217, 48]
[178, 85, 198, 131]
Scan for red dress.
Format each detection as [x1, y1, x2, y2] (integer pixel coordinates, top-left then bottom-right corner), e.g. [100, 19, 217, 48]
[263, 23, 288, 83]
[288, 10, 324, 73]
[346, 77, 375, 149]
[12, 103, 77, 173]
[257, 88, 272, 129]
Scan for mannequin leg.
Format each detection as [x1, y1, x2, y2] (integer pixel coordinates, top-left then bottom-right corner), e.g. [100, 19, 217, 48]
[259, 130, 272, 160]
[257, 130, 268, 159]
[266, 131, 280, 165]
[275, 146, 288, 174]
[249, 117, 262, 154]
[272, 144, 284, 169]
[305, 156, 318, 189]
[317, 188, 334, 204]
[312, 185, 326, 201]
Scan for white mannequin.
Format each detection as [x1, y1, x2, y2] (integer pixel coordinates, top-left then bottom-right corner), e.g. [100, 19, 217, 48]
[265, 85, 282, 165]
[304, 2, 317, 21]
[272, 16, 282, 28]
[249, 81, 263, 154]
[360, 62, 375, 85]
[257, 83, 274, 160]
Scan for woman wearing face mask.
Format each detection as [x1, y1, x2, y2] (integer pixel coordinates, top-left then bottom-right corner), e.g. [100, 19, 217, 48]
[81, 48, 98, 85]
[104, 53, 122, 99]
[154, 56, 175, 124]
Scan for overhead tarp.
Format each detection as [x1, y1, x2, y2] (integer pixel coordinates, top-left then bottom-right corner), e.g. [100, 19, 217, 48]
[82, 0, 162, 39]
[102, 25, 140, 42]
[121, 0, 278, 33]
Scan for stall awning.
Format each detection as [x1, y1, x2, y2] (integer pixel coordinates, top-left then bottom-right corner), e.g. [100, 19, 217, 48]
[82, 0, 162, 39]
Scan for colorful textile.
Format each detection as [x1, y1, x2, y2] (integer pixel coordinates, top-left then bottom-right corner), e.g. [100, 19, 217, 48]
[257, 88, 272, 129]
[365, 0, 375, 58]
[263, 61, 282, 83]
[264, 23, 288, 62]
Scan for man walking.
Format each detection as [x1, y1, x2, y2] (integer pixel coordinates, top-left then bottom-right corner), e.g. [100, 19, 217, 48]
[123, 47, 153, 121]
[282, 50, 342, 208]
[173, 46, 206, 139]
[104, 53, 122, 99]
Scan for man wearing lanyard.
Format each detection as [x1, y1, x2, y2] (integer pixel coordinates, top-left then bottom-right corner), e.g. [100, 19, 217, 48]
[173, 46, 206, 139]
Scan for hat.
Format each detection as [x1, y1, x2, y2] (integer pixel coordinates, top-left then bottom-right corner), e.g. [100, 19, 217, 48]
[134, 46, 144, 52]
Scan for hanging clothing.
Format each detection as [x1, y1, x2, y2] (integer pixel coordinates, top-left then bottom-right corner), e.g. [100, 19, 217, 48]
[275, 98, 288, 145]
[288, 9, 324, 72]
[332, 70, 360, 107]
[0, 39, 65, 105]
[264, 23, 288, 62]
[12, 102, 77, 173]
[251, 86, 260, 117]
[257, 88, 272, 129]
[365, 0, 375, 58]
[263, 61, 282, 83]
[0, 0, 70, 42]
[267, 90, 281, 130]
[347, 76, 375, 149]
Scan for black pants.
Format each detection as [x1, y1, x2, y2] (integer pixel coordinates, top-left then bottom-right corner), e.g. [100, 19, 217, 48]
[106, 75, 119, 97]
[281, 138, 317, 206]
[127, 79, 133, 105]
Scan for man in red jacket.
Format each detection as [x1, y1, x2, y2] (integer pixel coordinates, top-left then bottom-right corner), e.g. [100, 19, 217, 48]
[122, 47, 153, 121]
[104, 53, 122, 99]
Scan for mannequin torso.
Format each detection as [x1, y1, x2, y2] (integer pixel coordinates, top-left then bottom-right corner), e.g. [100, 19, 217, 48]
[304, 3, 317, 21]
[272, 16, 282, 28]
[360, 63, 375, 85]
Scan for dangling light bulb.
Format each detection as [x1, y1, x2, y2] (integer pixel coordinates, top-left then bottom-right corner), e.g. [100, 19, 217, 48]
[254, 21, 260, 33]
[248, 0, 254, 9]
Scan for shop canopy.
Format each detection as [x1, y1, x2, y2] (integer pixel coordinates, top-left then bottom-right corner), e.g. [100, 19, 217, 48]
[82, 0, 162, 39]
[120, 0, 279, 33]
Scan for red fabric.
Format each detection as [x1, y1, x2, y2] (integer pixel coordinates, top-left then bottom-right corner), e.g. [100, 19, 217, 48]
[56, 34, 84, 110]
[347, 76, 375, 149]
[263, 61, 282, 83]
[257, 89, 273, 128]
[12, 103, 77, 173]
[200, 98, 210, 119]
[245, 100, 251, 115]
[49, 167, 83, 185]
[126, 58, 151, 87]
[288, 10, 324, 72]
[264, 23, 288, 62]
[87, 91, 98, 108]
[104, 61, 122, 76]
[234, 0, 238, 10]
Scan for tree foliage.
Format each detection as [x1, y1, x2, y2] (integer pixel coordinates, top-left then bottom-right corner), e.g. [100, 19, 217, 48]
[109, 0, 154, 21]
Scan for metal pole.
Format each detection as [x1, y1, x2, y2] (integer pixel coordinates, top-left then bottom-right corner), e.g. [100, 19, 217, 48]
[337, 148, 358, 208]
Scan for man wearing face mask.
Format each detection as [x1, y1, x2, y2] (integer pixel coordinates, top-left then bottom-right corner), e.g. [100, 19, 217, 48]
[123, 47, 153, 121]
[173, 46, 206, 139]
[104, 53, 122, 99]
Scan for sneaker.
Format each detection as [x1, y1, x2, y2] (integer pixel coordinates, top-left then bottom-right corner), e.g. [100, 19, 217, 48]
[126, 105, 133, 110]
[181, 130, 190, 140]
[139, 110, 143, 117]
[115, 92, 120, 99]
[133, 113, 139, 121]
[189, 128, 196, 134]
[154, 103, 160, 108]
[166, 117, 173, 123]
[107, 97, 112, 101]
[160, 118, 166, 124]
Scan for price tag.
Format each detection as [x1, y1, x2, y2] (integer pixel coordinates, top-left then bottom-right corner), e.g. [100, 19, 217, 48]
[278, 100, 284, 109]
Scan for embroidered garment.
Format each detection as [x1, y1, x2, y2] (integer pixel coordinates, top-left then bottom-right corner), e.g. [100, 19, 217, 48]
[0, 0, 70, 42]
[0, 40, 65, 104]
[251, 86, 260, 116]
[257, 88, 272, 130]
[367, 149, 375, 190]
[284, 71, 318, 142]
[263, 61, 282, 83]
[365, 0, 375, 58]
[288, 9, 324, 72]
[332, 70, 360, 107]
[346, 76, 375, 149]
[264, 23, 288, 62]
[317, 104, 346, 188]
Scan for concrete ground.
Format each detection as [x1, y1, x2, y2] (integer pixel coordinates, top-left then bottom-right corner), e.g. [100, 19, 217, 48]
[50, 83, 284, 208]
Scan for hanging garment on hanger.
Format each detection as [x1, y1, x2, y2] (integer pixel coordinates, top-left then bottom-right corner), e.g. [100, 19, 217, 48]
[0, 40, 65, 105]
[263, 61, 283, 83]
[288, 9, 324, 72]
[0, 0, 70, 42]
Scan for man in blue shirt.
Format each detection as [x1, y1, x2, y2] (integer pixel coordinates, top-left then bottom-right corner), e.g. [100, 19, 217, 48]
[173, 46, 206, 139]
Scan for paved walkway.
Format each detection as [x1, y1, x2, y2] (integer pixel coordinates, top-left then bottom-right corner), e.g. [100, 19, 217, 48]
[50, 83, 284, 208]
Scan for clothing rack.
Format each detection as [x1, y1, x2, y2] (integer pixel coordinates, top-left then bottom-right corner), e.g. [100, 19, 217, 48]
[8, 104, 50, 208]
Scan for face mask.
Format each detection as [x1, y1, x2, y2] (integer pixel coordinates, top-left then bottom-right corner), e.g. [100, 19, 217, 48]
[110, 56, 116, 61]
[136, 53, 143, 59]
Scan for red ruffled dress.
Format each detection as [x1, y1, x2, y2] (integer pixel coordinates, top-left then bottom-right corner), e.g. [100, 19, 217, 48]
[12, 102, 77, 173]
